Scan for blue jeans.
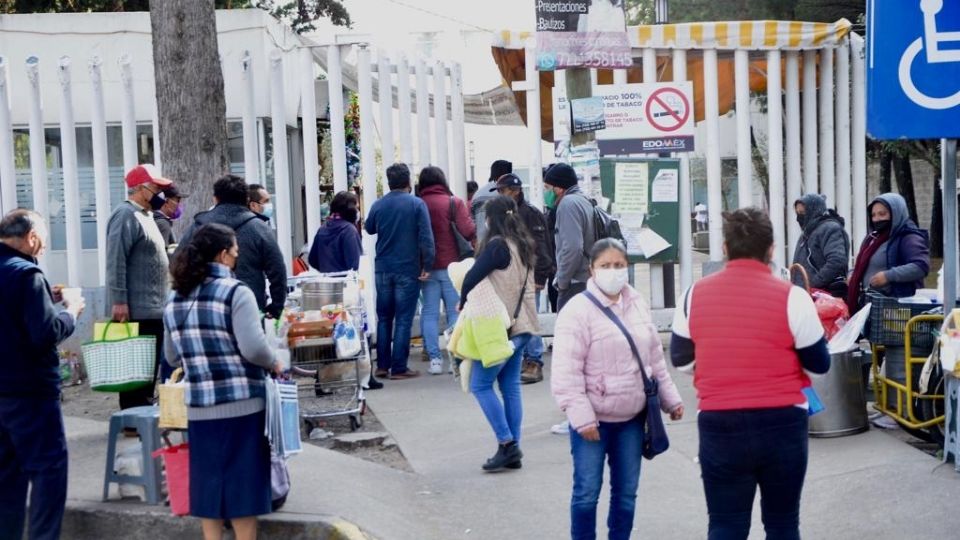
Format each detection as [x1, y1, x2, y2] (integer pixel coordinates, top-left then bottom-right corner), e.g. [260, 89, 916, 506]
[524, 293, 544, 364]
[698, 407, 808, 540]
[375, 272, 421, 374]
[469, 334, 531, 443]
[569, 418, 644, 540]
[420, 269, 460, 360]
[0, 398, 68, 540]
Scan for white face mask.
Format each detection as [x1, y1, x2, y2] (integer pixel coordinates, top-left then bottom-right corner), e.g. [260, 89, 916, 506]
[594, 268, 629, 296]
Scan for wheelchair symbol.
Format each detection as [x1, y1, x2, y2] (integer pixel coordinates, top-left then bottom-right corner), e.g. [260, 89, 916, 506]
[898, 0, 960, 110]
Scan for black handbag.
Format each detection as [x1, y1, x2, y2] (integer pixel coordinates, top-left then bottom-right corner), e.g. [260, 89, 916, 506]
[449, 197, 475, 261]
[583, 291, 670, 460]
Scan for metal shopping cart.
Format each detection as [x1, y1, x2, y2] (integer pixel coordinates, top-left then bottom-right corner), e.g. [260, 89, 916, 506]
[286, 272, 370, 432]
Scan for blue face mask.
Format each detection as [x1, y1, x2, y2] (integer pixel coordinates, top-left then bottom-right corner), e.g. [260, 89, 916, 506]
[260, 202, 274, 219]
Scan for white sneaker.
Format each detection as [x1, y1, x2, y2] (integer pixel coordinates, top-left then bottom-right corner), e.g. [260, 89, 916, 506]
[429, 357, 444, 375]
[550, 421, 570, 435]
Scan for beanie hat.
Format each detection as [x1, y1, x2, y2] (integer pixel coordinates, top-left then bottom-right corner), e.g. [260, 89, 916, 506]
[489, 160, 513, 182]
[543, 163, 578, 190]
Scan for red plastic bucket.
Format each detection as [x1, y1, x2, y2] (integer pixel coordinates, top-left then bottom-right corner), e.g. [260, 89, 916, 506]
[152, 443, 190, 516]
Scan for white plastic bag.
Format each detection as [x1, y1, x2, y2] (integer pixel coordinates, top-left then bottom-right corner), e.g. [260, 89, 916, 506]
[334, 317, 362, 359]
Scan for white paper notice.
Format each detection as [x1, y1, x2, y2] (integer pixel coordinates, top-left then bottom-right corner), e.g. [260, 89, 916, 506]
[637, 228, 672, 258]
[614, 162, 648, 214]
[651, 169, 679, 202]
[618, 213, 645, 256]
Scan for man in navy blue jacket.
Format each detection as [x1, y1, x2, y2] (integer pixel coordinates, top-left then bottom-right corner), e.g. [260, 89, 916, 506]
[0, 210, 84, 540]
[364, 163, 435, 379]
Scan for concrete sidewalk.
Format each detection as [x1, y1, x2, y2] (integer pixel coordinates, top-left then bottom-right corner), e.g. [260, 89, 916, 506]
[363, 359, 960, 539]
[63, 355, 959, 539]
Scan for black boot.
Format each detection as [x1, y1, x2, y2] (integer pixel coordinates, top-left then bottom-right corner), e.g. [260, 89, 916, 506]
[482, 441, 523, 472]
[366, 374, 384, 390]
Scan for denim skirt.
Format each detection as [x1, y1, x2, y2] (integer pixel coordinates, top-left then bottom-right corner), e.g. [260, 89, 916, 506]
[187, 410, 272, 519]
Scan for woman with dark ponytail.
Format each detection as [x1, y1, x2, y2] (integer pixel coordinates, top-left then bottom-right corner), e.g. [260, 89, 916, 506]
[163, 223, 281, 539]
[308, 191, 362, 273]
[458, 195, 540, 471]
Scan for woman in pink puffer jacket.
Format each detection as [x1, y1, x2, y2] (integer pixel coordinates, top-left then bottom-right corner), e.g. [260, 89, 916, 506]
[551, 238, 684, 540]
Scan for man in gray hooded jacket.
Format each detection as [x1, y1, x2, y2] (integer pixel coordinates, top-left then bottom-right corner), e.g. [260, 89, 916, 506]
[544, 163, 596, 311]
[792, 193, 850, 296]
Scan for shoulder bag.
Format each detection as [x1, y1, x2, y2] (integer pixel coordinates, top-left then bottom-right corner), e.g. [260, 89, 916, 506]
[583, 290, 670, 460]
[449, 196, 475, 261]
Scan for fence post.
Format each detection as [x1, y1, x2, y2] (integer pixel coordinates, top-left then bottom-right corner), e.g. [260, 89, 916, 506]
[785, 51, 802, 256]
[767, 50, 786, 268]
[803, 50, 818, 194]
[25, 57, 49, 225]
[819, 48, 835, 205]
[240, 51, 261, 184]
[58, 57, 83, 286]
[735, 49, 752, 208]
[327, 44, 348, 193]
[268, 51, 293, 274]
[433, 60, 449, 175]
[450, 62, 468, 200]
[416, 56, 431, 169]
[300, 48, 321, 239]
[377, 51, 395, 166]
[90, 56, 112, 286]
[396, 53, 414, 169]
[118, 55, 138, 173]
[0, 57, 16, 216]
[704, 49, 723, 261]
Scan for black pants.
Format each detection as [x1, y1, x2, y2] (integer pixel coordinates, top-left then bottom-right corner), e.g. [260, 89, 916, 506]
[119, 318, 164, 410]
[698, 407, 808, 540]
[557, 282, 587, 313]
[0, 398, 68, 540]
[547, 277, 559, 313]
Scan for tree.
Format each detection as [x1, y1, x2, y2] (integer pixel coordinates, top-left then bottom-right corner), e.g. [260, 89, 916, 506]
[149, 0, 229, 229]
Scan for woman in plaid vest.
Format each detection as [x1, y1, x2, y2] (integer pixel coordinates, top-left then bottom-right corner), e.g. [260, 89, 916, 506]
[163, 223, 281, 539]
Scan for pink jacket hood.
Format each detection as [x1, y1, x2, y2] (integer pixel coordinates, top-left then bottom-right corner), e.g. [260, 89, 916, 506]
[550, 279, 683, 430]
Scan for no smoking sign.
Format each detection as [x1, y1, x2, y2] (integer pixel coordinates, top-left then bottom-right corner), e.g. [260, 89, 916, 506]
[645, 87, 691, 133]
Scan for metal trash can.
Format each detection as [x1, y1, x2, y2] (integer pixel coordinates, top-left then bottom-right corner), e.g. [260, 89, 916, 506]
[809, 348, 869, 438]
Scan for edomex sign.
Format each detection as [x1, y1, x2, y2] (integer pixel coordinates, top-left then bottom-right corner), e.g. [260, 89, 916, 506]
[867, 0, 960, 139]
[535, 0, 633, 70]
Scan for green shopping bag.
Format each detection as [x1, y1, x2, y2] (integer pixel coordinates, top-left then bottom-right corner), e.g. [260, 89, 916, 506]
[82, 322, 156, 392]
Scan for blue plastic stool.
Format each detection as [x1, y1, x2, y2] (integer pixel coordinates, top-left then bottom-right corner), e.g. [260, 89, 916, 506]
[102, 405, 164, 505]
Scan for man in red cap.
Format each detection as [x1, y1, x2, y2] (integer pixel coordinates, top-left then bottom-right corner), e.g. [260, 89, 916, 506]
[105, 164, 172, 409]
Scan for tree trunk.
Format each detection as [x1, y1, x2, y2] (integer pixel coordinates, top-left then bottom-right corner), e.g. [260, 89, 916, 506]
[893, 155, 919, 224]
[931, 175, 943, 258]
[150, 0, 229, 234]
[879, 150, 893, 194]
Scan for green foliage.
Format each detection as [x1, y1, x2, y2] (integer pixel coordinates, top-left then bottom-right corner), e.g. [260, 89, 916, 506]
[624, 0, 864, 24]
[0, 0, 352, 32]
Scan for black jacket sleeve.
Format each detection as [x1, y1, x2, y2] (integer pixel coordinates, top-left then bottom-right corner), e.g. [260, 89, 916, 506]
[23, 271, 75, 354]
[256, 223, 288, 317]
[459, 238, 511, 309]
[810, 224, 849, 288]
[522, 203, 554, 286]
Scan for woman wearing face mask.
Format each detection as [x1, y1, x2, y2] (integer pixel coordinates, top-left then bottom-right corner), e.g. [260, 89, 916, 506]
[458, 195, 539, 471]
[551, 238, 684, 540]
[163, 223, 283, 540]
[308, 191, 362, 273]
[846, 192, 930, 313]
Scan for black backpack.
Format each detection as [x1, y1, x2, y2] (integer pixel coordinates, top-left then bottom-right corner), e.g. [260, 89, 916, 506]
[590, 199, 626, 249]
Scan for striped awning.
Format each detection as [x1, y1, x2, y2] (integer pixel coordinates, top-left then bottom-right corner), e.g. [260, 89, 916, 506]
[494, 19, 852, 51]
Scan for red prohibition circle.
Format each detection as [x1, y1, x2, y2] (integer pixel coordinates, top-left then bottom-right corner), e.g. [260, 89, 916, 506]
[645, 88, 690, 132]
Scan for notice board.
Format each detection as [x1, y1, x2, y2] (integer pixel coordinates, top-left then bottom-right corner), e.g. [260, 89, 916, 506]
[599, 158, 680, 264]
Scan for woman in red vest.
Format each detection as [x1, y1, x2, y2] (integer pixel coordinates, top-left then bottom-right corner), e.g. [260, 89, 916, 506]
[670, 208, 830, 540]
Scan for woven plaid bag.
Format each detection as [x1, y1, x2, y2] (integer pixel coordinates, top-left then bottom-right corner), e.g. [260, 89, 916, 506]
[82, 322, 156, 392]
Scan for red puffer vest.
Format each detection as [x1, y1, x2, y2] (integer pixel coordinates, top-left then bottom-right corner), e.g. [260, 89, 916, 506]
[689, 259, 809, 411]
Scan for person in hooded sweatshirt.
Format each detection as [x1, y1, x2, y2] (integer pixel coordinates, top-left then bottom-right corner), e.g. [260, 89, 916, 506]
[791, 193, 850, 297]
[176, 175, 287, 318]
[309, 191, 362, 273]
[846, 192, 930, 313]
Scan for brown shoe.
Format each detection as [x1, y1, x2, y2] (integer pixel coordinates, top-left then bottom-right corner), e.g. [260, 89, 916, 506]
[375, 369, 389, 378]
[389, 368, 421, 380]
[520, 361, 543, 384]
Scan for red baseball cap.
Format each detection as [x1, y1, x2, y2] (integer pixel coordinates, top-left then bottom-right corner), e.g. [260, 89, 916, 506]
[125, 164, 172, 188]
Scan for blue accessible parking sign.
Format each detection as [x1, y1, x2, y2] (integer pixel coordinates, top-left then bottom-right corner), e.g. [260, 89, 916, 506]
[867, 0, 960, 139]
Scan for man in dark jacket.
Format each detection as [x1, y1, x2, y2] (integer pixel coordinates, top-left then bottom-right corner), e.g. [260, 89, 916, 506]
[545, 163, 596, 311]
[497, 173, 553, 383]
[792, 193, 850, 296]
[0, 210, 83, 540]
[365, 163, 435, 379]
[471, 159, 513, 242]
[177, 175, 287, 318]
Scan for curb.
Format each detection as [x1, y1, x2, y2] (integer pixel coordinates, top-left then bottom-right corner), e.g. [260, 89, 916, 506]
[63, 500, 375, 540]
